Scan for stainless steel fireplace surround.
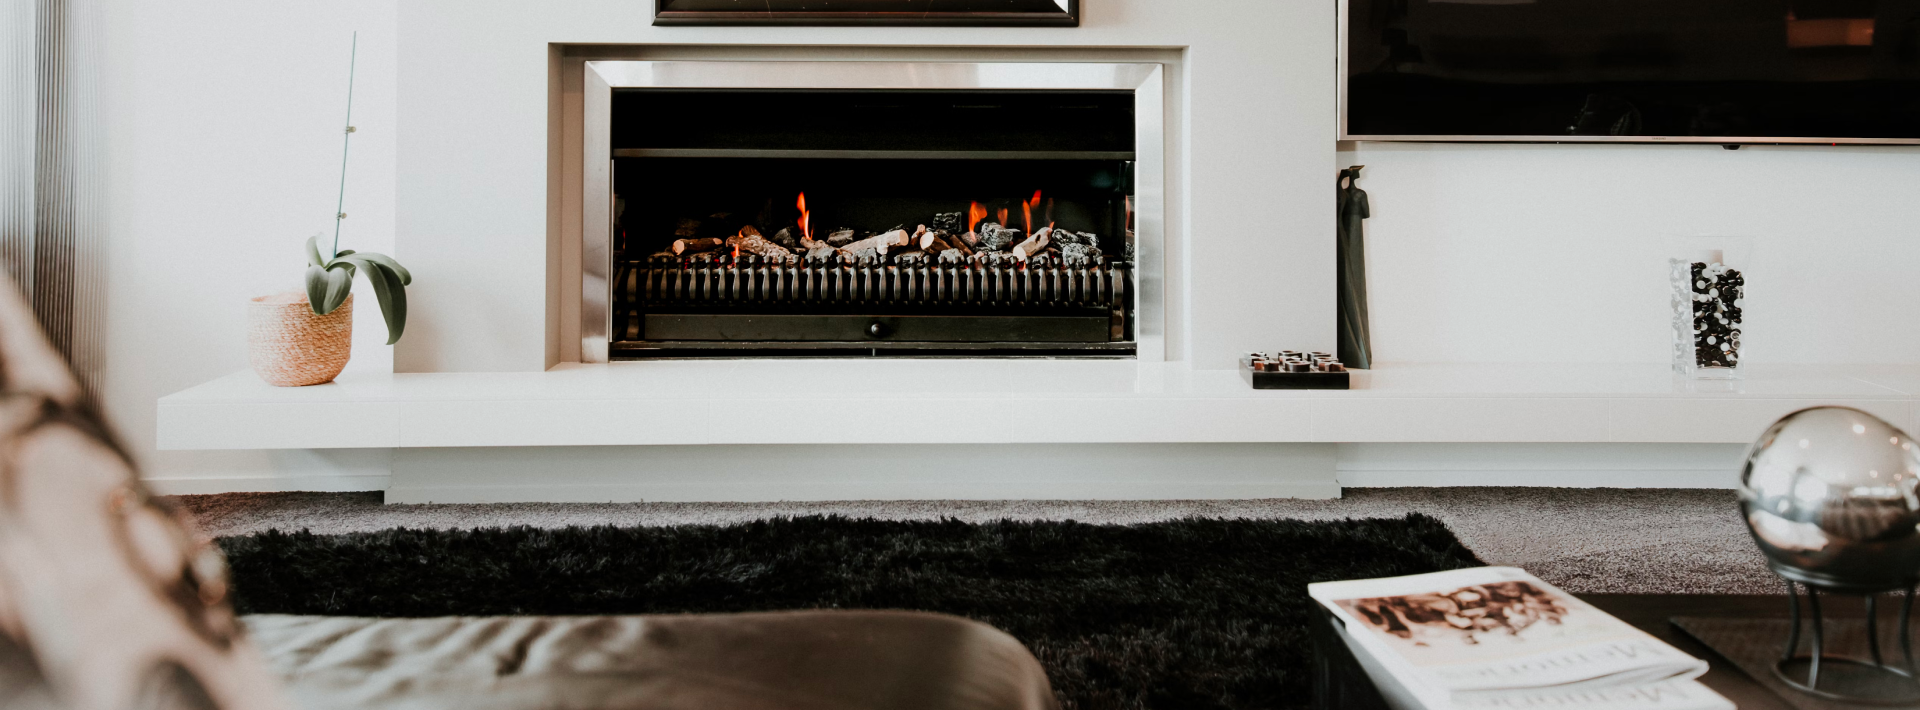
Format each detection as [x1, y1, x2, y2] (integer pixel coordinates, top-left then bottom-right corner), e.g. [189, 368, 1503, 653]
[581, 60, 1166, 362]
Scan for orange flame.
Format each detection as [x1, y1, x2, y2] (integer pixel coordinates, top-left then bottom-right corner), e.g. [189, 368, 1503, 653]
[732, 244, 740, 259]
[997, 207, 1009, 228]
[796, 192, 811, 243]
[968, 201, 988, 233]
[1022, 190, 1043, 233]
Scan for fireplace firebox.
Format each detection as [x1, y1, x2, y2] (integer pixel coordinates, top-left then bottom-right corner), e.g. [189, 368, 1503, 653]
[581, 61, 1165, 361]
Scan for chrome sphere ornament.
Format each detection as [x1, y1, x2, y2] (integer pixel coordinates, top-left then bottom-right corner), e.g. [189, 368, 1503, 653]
[1740, 406, 1920, 592]
[1740, 407, 1920, 703]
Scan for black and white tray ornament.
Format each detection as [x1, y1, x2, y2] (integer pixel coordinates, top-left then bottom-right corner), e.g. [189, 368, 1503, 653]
[1241, 351, 1350, 390]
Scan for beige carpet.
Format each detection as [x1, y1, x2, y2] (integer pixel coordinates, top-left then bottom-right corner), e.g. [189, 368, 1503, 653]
[172, 487, 1778, 595]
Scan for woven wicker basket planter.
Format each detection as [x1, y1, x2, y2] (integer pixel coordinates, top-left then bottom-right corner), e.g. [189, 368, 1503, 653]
[248, 292, 352, 387]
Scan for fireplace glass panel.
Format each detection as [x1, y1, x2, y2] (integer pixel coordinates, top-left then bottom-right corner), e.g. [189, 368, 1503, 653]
[607, 89, 1137, 358]
[612, 90, 1132, 153]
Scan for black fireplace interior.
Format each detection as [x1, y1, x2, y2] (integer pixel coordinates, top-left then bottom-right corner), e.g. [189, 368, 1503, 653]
[609, 89, 1136, 358]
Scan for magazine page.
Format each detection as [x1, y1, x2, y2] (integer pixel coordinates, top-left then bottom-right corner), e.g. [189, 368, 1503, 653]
[1454, 679, 1732, 710]
[1326, 608, 1731, 710]
[1310, 567, 1707, 697]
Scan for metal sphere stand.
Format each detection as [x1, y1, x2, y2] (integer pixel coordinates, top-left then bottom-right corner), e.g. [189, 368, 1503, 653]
[1774, 578, 1920, 704]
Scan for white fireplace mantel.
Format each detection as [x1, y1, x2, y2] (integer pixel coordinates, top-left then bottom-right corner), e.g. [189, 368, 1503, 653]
[158, 360, 1919, 451]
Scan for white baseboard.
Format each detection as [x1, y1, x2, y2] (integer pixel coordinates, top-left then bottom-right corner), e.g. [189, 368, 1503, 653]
[384, 481, 1341, 505]
[1337, 469, 1736, 488]
[141, 448, 393, 495]
[1334, 443, 1747, 489]
[385, 443, 1342, 504]
[145, 474, 391, 495]
[145, 442, 1752, 498]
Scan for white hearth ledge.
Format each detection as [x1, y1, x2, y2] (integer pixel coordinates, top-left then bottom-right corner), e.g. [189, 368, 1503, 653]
[157, 361, 1919, 450]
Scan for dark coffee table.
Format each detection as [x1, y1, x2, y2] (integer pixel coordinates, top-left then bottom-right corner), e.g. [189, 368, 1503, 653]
[1312, 594, 1829, 710]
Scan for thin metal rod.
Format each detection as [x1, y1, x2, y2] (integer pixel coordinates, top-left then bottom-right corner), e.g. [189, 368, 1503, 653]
[1809, 587, 1826, 689]
[1869, 594, 1885, 668]
[330, 31, 358, 259]
[1784, 579, 1802, 662]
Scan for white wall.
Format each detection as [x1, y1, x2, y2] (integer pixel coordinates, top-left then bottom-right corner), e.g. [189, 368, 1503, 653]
[1340, 142, 1920, 365]
[95, 2, 1920, 491]
[102, 0, 398, 485]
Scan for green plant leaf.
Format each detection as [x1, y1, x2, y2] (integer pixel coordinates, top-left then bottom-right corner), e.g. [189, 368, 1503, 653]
[338, 256, 407, 344]
[342, 251, 411, 286]
[305, 235, 326, 267]
[327, 263, 355, 312]
[304, 265, 331, 313]
[303, 236, 412, 340]
[370, 264, 407, 344]
[306, 263, 354, 314]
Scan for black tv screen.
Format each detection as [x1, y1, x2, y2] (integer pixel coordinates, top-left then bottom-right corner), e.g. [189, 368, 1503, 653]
[1343, 0, 1920, 143]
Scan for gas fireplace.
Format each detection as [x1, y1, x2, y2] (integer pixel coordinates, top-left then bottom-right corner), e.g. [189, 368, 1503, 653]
[581, 61, 1164, 360]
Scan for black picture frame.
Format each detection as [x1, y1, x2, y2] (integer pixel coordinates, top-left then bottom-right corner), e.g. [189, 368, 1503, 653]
[653, 0, 1079, 27]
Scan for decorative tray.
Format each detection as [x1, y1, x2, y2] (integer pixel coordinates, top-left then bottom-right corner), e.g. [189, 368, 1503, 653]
[1241, 351, 1350, 390]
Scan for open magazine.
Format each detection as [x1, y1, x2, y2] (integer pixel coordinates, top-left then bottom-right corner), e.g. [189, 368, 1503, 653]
[1310, 567, 1732, 710]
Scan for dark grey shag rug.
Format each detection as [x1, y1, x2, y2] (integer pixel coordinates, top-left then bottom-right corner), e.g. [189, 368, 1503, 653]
[177, 487, 1776, 595]
[219, 514, 1484, 710]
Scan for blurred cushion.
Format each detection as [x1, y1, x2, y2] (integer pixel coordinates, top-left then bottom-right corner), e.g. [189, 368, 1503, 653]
[0, 277, 288, 710]
[245, 610, 1058, 710]
[0, 271, 1057, 710]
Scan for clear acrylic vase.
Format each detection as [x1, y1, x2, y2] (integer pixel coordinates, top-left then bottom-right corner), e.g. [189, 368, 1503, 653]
[1671, 249, 1745, 379]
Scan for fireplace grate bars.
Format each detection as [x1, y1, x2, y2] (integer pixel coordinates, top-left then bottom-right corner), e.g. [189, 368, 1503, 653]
[612, 256, 1131, 350]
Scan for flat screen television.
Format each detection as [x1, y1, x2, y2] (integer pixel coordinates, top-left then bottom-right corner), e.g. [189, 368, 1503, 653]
[1341, 0, 1920, 143]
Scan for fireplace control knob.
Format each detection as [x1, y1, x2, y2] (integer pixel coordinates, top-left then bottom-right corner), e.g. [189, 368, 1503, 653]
[866, 321, 890, 339]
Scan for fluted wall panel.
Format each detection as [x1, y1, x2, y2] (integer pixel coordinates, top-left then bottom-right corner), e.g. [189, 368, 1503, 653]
[3, 0, 106, 395]
[2, 0, 31, 302]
